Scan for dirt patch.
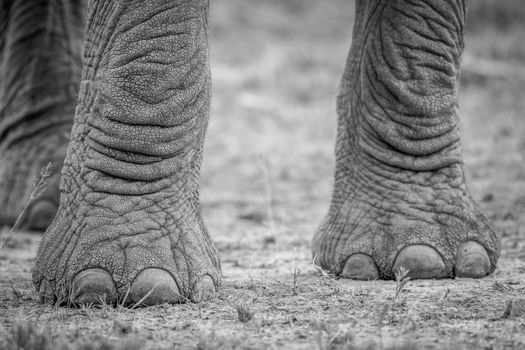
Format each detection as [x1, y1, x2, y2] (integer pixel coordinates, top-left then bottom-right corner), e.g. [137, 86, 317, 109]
[1, 0, 525, 349]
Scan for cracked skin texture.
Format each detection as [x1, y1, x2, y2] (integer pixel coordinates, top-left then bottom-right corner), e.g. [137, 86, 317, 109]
[1, 0, 502, 306]
[312, 0, 500, 280]
[33, 0, 220, 304]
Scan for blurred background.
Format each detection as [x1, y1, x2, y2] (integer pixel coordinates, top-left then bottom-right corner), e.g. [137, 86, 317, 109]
[202, 0, 525, 261]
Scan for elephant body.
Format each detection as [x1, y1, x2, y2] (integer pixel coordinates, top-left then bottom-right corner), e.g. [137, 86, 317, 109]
[0, 0, 500, 305]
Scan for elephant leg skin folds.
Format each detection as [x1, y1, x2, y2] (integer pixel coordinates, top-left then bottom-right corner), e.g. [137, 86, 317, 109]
[33, 0, 220, 306]
[312, 0, 500, 280]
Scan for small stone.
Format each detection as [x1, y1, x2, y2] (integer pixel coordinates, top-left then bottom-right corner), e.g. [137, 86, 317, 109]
[481, 193, 494, 202]
[263, 236, 276, 247]
[113, 319, 133, 335]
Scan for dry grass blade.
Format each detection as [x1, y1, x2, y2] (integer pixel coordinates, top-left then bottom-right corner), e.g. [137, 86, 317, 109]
[491, 280, 514, 293]
[119, 285, 131, 308]
[130, 284, 190, 308]
[394, 266, 411, 300]
[311, 256, 333, 279]
[257, 156, 276, 234]
[0, 162, 53, 251]
[502, 299, 525, 318]
[292, 266, 301, 296]
[130, 284, 159, 309]
[31, 162, 54, 199]
[10, 281, 22, 301]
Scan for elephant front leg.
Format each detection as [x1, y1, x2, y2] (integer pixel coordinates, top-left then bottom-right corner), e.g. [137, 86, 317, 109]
[33, 0, 220, 306]
[0, 0, 83, 230]
[313, 0, 500, 279]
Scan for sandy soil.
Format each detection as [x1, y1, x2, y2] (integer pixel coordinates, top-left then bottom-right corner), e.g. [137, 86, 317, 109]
[1, 0, 525, 349]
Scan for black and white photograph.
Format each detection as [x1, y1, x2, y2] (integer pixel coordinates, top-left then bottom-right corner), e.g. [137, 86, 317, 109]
[1, 0, 524, 349]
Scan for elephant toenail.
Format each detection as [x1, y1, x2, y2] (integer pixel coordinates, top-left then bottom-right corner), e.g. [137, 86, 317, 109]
[393, 245, 446, 279]
[341, 254, 379, 280]
[130, 268, 182, 306]
[27, 200, 57, 231]
[454, 241, 491, 278]
[192, 275, 216, 302]
[71, 268, 117, 306]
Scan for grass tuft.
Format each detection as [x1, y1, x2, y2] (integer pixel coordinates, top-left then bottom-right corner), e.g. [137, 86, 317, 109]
[235, 300, 255, 323]
[3, 321, 54, 350]
[2, 320, 144, 350]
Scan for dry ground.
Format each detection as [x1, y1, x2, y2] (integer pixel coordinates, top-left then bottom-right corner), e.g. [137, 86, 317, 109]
[1, 0, 525, 349]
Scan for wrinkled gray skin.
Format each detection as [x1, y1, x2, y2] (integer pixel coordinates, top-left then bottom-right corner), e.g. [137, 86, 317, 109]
[0, 0, 501, 305]
[0, 0, 83, 231]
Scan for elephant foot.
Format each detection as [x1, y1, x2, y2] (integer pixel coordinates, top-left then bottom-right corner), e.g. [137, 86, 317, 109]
[0, 132, 66, 231]
[33, 179, 220, 306]
[29, 0, 218, 306]
[47, 267, 215, 306]
[341, 242, 490, 280]
[313, 170, 500, 280]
